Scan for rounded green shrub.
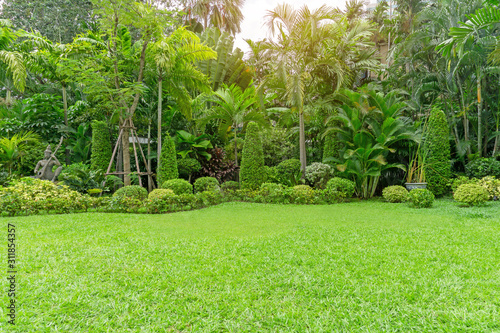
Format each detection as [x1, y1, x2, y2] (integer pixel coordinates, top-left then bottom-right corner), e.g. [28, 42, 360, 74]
[305, 162, 333, 189]
[162, 178, 193, 195]
[148, 189, 175, 201]
[113, 185, 148, 201]
[194, 177, 220, 193]
[408, 188, 434, 208]
[450, 176, 475, 192]
[240, 122, 266, 189]
[157, 137, 178, 186]
[326, 177, 355, 198]
[453, 183, 490, 206]
[465, 158, 500, 178]
[382, 185, 409, 203]
[177, 157, 201, 180]
[260, 182, 286, 195]
[292, 185, 315, 204]
[90, 120, 112, 172]
[276, 159, 301, 184]
[423, 108, 451, 196]
[221, 181, 240, 192]
[477, 176, 500, 200]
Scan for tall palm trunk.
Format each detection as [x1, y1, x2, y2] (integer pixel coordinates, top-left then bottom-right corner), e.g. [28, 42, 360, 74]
[147, 118, 152, 192]
[62, 83, 70, 165]
[157, 74, 163, 174]
[477, 69, 482, 157]
[299, 108, 306, 178]
[234, 122, 238, 167]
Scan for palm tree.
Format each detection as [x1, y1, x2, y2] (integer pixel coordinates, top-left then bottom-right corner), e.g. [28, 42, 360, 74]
[199, 83, 266, 166]
[150, 26, 216, 169]
[0, 20, 27, 94]
[262, 4, 339, 177]
[182, 0, 245, 35]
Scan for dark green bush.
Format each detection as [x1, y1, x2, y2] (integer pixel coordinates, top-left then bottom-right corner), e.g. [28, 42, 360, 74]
[58, 163, 104, 193]
[275, 158, 303, 186]
[157, 137, 178, 186]
[177, 157, 201, 181]
[322, 133, 339, 167]
[423, 108, 451, 196]
[408, 188, 434, 208]
[194, 177, 220, 193]
[382, 185, 409, 203]
[90, 120, 112, 172]
[453, 183, 490, 206]
[240, 122, 266, 189]
[221, 181, 240, 192]
[465, 158, 500, 178]
[113, 185, 148, 201]
[162, 178, 193, 195]
[260, 127, 295, 166]
[326, 177, 355, 199]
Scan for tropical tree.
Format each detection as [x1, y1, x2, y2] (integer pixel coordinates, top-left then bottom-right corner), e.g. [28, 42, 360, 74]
[181, 0, 245, 35]
[324, 89, 417, 198]
[199, 83, 265, 166]
[0, 20, 27, 93]
[150, 26, 216, 171]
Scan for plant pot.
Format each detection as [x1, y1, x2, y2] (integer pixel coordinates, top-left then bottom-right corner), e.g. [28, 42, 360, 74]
[405, 182, 427, 191]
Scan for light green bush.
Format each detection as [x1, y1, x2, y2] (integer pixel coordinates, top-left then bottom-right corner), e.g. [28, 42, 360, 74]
[408, 188, 434, 208]
[326, 177, 355, 199]
[453, 183, 490, 206]
[305, 162, 333, 189]
[113, 185, 148, 201]
[194, 177, 220, 193]
[162, 178, 193, 195]
[382, 185, 409, 203]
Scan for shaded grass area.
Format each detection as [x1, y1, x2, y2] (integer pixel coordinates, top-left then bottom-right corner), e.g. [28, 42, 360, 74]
[1, 200, 500, 332]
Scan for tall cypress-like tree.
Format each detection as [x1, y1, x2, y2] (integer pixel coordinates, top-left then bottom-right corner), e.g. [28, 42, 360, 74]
[90, 120, 112, 172]
[240, 122, 266, 189]
[423, 107, 451, 196]
[157, 137, 178, 186]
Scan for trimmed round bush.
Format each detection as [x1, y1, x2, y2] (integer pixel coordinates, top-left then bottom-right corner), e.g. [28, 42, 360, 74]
[453, 183, 490, 206]
[408, 188, 434, 208]
[162, 178, 193, 195]
[240, 122, 266, 189]
[148, 189, 175, 201]
[221, 181, 240, 192]
[113, 185, 148, 201]
[260, 182, 285, 195]
[276, 159, 301, 184]
[382, 185, 409, 203]
[194, 177, 220, 193]
[305, 162, 333, 189]
[292, 185, 315, 204]
[465, 158, 500, 178]
[177, 157, 201, 179]
[326, 177, 355, 198]
[477, 176, 500, 200]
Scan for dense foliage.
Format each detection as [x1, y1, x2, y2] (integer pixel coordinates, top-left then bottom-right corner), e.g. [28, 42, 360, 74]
[240, 122, 266, 189]
[454, 183, 490, 206]
[382, 186, 409, 203]
[162, 178, 193, 195]
[157, 137, 179, 186]
[90, 120, 112, 172]
[423, 108, 451, 197]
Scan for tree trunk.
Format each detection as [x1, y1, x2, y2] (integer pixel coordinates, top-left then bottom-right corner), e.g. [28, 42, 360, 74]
[157, 75, 163, 174]
[122, 122, 131, 186]
[477, 69, 483, 157]
[234, 122, 238, 167]
[62, 84, 70, 165]
[147, 119, 152, 192]
[299, 108, 306, 178]
[5, 89, 12, 106]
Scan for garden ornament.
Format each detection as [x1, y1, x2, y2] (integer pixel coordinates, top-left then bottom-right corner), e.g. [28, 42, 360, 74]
[34, 137, 63, 182]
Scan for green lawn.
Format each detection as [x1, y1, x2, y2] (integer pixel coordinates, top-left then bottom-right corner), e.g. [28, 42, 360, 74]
[2, 200, 500, 332]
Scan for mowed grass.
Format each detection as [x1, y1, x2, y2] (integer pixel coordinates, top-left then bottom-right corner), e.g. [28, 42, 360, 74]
[1, 200, 500, 332]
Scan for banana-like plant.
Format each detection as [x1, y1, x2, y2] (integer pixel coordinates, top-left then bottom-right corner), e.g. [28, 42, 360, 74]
[0, 131, 40, 176]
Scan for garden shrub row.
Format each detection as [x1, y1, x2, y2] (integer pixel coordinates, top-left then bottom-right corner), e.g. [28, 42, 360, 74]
[0, 177, 357, 217]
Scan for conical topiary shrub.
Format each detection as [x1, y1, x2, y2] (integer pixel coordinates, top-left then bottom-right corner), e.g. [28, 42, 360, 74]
[240, 122, 266, 189]
[423, 107, 451, 196]
[157, 136, 178, 186]
[90, 120, 112, 172]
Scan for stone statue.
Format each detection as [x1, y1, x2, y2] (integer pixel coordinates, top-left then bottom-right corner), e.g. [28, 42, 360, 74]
[34, 145, 63, 182]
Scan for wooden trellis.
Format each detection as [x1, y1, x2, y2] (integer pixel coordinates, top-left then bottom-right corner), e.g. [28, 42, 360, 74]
[105, 118, 155, 190]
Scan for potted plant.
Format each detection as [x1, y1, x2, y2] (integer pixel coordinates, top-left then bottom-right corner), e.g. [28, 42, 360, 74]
[405, 148, 427, 191]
